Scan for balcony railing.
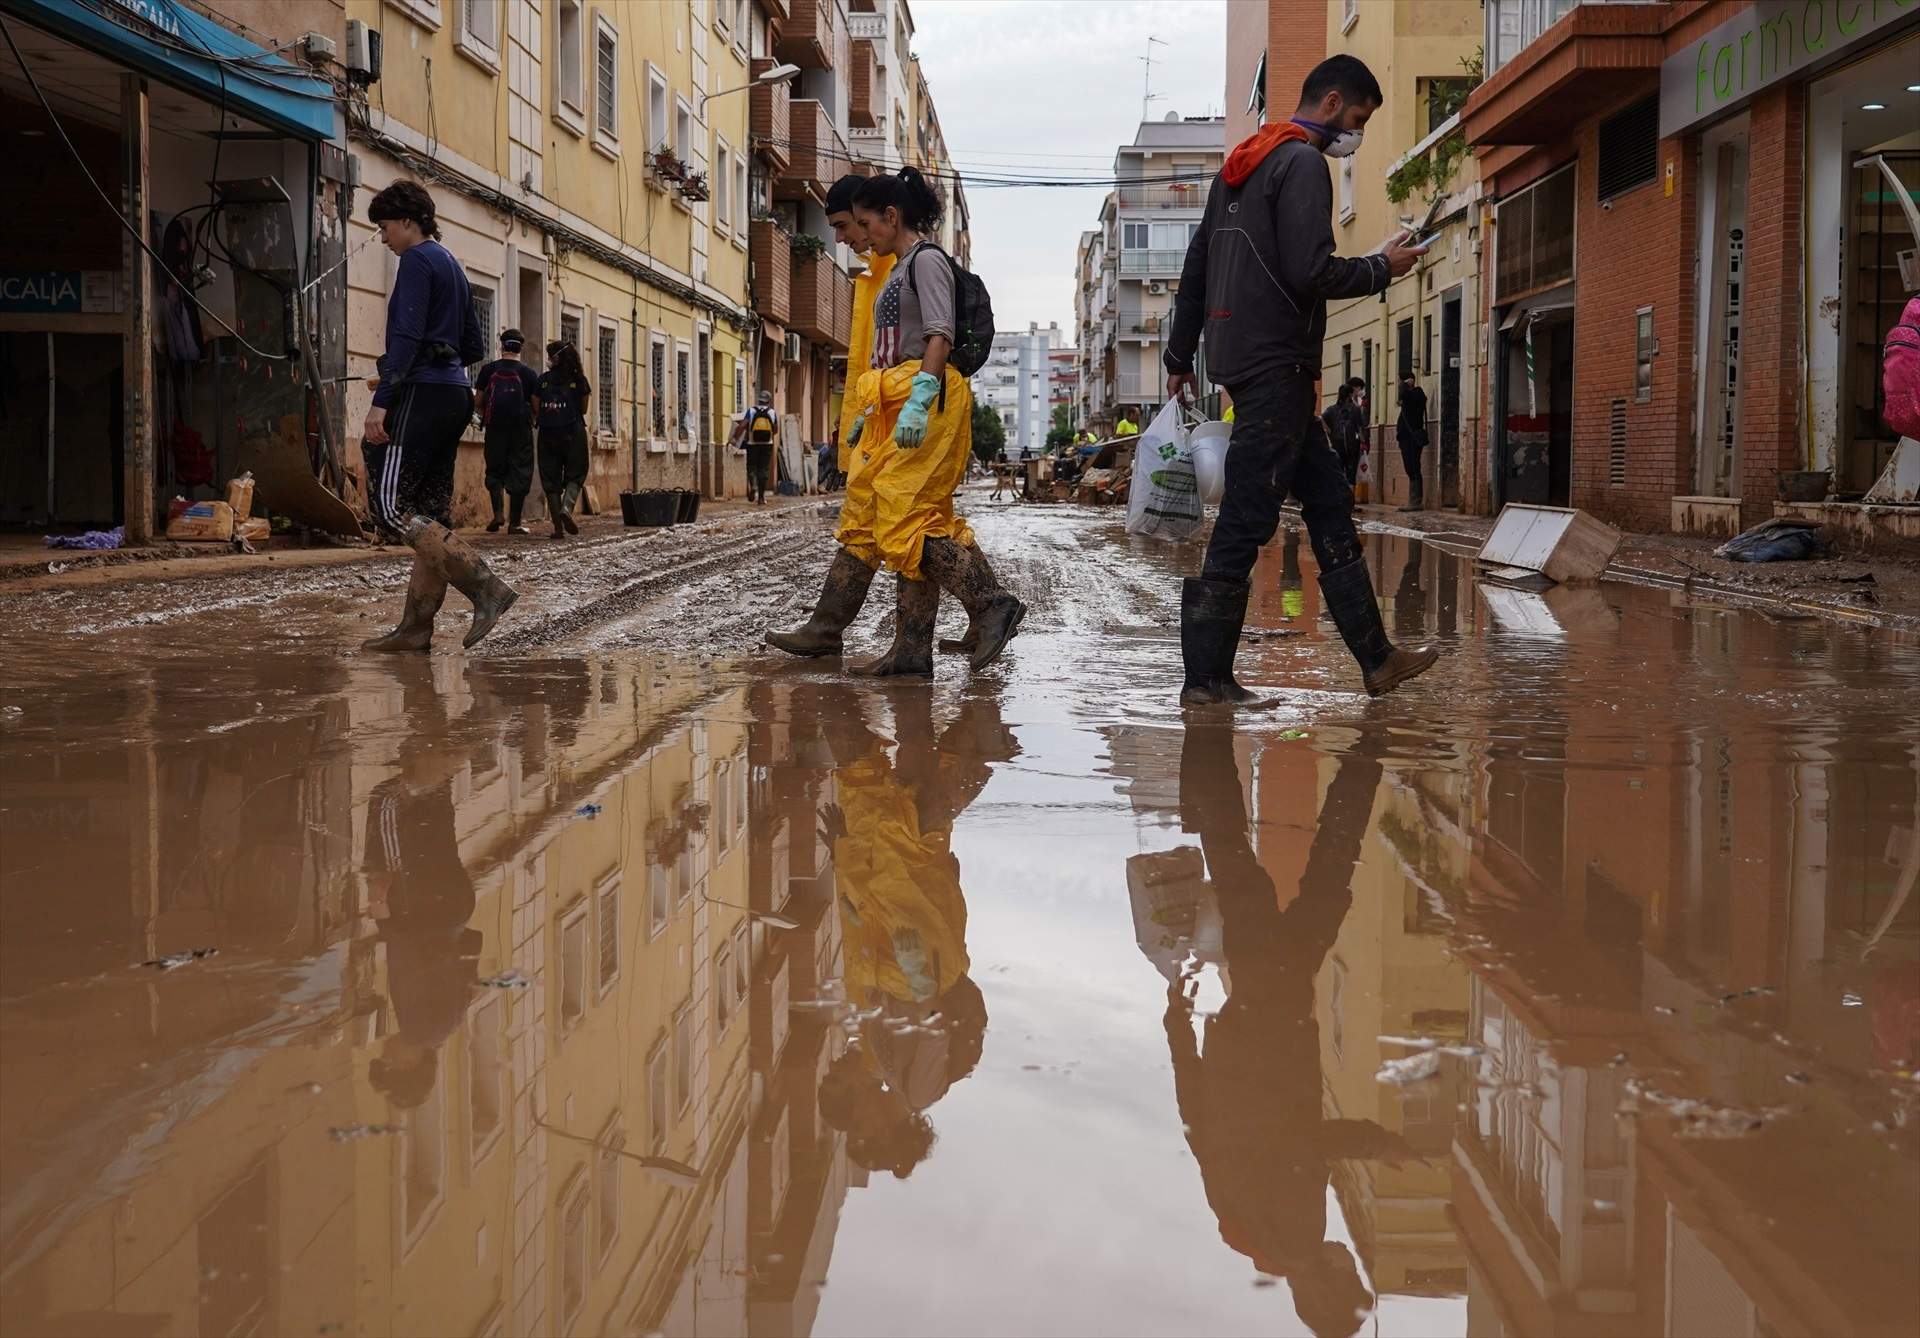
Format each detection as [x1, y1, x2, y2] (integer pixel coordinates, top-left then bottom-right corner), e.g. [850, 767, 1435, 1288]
[1117, 373, 1156, 400]
[1115, 182, 1209, 210]
[848, 10, 885, 40]
[774, 0, 836, 69]
[776, 99, 852, 201]
[1119, 249, 1186, 277]
[849, 39, 878, 129]
[750, 58, 791, 173]
[750, 220, 792, 326]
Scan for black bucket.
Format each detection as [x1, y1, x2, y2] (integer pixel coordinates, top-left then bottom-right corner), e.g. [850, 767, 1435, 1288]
[679, 490, 702, 523]
[633, 490, 678, 527]
[619, 492, 643, 526]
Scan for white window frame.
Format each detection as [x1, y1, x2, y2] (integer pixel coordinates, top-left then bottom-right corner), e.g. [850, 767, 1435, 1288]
[715, 139, 734, 240]
[732, 157, 749, 246]
[1342, 0, 1359, 33]
[392, 0, 443, 33]
[648, 331, 670, 452]
[596, 321, 619, 436]
[455, 0, 500, 71]
[595, 872, 621, 999]
[733, 359, 746, 420]
[553, 0, 586, 135]
[1339, 157, 1356, 225]
[592, 13, 620, 158]
[673, 96, 696, 213]
[648, 65, 671, 155]
[674, 340, 695, 453]
[731, 0, 749, 60]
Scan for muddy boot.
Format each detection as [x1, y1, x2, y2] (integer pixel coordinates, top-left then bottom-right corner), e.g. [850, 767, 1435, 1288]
[407, 518, 519, 650]
[1179, 577, 1273, 709]
[507, 493, 529, 535]
[560, 482, 582, 535]
[1398, 483, 1423, 513]
[486, 488, 506, 532]
[849, 575, 937, 679]
[1320, 558, 1438, 697]
[918, 537, 1025, 671]
[767, 547, 878, 657]
[936, 542, 998, 655]
[361, 551, 449, 652]
[547, 491, 568, 540]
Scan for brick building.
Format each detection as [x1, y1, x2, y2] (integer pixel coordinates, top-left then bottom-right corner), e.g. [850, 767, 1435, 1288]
[1462, 0, 1919, 538]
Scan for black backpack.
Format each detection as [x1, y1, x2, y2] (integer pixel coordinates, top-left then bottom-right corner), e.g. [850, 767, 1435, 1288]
[904, 242, 994, 378]
[481, 362, 528, 425]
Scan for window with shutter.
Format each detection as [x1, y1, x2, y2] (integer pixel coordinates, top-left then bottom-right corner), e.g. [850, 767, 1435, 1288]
[595, 24, 618, 141]
[597, 323, 617, 433]
[1597, 96, 1658, 202]
[597, 878, 619, 993]
[651, 338, 668, 437]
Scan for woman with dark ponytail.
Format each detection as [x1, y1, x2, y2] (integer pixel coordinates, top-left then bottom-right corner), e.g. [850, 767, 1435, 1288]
[824, 166, 1023, 677]
[534, 340, 592, 540]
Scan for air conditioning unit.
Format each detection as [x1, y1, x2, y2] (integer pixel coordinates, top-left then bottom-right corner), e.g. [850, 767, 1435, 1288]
[783, 332, 803, 364]
[1147, 280, 1167, 295]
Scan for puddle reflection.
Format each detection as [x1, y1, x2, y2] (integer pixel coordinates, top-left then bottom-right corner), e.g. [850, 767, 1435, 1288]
[0, 530, 1916, 1338]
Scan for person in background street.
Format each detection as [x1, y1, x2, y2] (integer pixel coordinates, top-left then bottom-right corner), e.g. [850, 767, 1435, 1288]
[1396, 372, 1429, 511]
[768, 172, 1009, 674]
[474, 327, 538, 534]
[360, 180, 517, 652]
[1165, 54, 1435, 705]
[1341, 377, 1370, 485]
[534, 339, 591, 540]
[1116, 411, 1140, 437]
[730, 390, 780, 503]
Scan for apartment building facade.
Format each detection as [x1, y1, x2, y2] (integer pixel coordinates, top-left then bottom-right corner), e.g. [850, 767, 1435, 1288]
[978, 321, 1065, 457]
[1461, 0, 1918, 538]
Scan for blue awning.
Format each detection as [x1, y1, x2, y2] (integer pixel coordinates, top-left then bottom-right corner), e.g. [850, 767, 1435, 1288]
[1, 0, 337, 140]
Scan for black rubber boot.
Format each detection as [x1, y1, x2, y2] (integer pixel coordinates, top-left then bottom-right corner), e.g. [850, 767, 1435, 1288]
[1320, 558, 1438, 697]
[547, 491, 568, 539]
[1179, 577, 1273, 708]
[919, 537, 1024, 671]
[767, 547, 878, 657]
[849, 575, 937, 679]
[486, 488, 505, 532]
[1398, 483, 1423, 513]
[560, 482, 582, 534]
[407, 518, 519, 650]
[937, 541, 997, 655]
[507, 492, 529, 534]
[362, 551, 449, 652]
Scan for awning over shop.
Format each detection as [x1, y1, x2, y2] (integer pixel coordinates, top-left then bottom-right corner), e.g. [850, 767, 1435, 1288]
[0, 0, 336, 139]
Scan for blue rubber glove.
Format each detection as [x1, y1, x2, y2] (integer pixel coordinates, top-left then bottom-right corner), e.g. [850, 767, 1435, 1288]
[846, 411, 868, 447]
[892, 371, 942, 447]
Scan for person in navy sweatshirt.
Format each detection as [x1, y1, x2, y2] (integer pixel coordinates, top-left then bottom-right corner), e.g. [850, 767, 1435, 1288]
[360, 181, 517, 652]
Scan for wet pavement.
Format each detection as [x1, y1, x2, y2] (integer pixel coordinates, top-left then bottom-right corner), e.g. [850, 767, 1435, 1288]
[2, 496, 1917, 1338]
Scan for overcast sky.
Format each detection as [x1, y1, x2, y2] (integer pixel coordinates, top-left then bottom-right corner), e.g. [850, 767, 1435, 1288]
[911, 0, 1228, 341]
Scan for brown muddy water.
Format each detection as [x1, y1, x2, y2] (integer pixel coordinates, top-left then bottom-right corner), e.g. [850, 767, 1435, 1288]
[1, 512, 1917, 1338]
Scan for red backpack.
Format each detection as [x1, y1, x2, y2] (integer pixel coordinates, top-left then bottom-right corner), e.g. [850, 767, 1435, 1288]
[1885, 296, 1920, 440]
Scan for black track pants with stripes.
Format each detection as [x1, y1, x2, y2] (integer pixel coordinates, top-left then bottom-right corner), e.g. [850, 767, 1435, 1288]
[364, 382, 473, 539]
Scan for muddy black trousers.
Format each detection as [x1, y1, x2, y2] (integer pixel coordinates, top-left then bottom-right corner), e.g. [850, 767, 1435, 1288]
[1202, 367, 1364, 584]
[484, 417, 535, 498]
[745, 442, 774, 500]
[538, 421, 590, 493]
[364, 382, 472, 539]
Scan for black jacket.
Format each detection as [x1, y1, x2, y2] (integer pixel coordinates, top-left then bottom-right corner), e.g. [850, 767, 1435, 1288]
[1166, 139, 1390, 388]
[1397, 384, 1429, 446]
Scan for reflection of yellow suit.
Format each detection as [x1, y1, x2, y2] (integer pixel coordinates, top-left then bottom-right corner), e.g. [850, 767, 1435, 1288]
[838, 252, 895, 472]
[835, 362, 976, 579]
[834, 754, 969, 1008]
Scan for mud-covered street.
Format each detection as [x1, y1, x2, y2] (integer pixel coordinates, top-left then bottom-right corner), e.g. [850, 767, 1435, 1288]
[2, 490, 1918, 1338]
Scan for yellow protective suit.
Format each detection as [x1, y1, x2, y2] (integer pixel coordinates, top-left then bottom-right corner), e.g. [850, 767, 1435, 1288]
[835, 361, 976, 579]
[838, 251, 896, 474]
[833, 753, 970, 1009]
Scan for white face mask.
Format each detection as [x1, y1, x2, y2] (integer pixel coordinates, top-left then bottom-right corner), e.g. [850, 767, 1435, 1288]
[1294, 116, 1364, 159]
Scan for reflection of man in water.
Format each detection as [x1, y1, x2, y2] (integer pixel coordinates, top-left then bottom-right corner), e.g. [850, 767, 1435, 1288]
[815, 691, 1011, 1178]
[364, 665, 484, 1108]
[1164, 724, 1405, 1338]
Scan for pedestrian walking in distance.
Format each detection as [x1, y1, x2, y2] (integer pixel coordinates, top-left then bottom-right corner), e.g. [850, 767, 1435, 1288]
[360, 181, 517, 652]
[767, 171, 1012, 675]
[474, 327, 539, 533]
[1396, 372, 1429, 511]
[1165, 55, 1437, 705]
[535, 340, 592, 540]
[730, 390, 780, 504]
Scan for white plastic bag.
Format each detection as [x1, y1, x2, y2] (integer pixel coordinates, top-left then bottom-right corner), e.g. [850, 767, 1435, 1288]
[1125, 398, 1204, 540]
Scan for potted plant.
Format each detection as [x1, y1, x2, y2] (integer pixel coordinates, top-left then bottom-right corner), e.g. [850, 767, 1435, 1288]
[789, 230, 827, 262]
[650, 147, 687, 185]
[678, 171, 710, 202]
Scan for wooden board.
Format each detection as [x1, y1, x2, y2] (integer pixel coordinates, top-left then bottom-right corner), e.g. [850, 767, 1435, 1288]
[1477, 503, 1621, 584]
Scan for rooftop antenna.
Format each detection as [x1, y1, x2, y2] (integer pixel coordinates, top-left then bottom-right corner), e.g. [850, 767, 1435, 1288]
[1140, 35, 1167, 123]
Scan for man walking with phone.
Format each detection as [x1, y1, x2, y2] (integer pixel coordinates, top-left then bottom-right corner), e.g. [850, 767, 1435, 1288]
[1165, 55, 1437, 706]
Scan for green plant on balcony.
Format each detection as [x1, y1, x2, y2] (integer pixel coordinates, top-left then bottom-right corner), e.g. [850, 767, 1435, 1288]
[678, 171, 711, 202]
[789, 230, 827, 261]
[1386, 134, 1469, 205]
[650, 147, 689, 185]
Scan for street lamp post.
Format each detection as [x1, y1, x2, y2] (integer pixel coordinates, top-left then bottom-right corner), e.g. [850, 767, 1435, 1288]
[698, 61, 800, 118]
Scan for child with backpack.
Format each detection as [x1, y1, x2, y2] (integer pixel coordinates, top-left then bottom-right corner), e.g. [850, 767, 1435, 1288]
[474, 328, 539, 533]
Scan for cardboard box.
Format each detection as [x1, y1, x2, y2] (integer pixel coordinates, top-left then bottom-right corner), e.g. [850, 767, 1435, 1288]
[166, 500, 235, 543]
[225, 474, 255, 520]
[236, 516, 271, 544]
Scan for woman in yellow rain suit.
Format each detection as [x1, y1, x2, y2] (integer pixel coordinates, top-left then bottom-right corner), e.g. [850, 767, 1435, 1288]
[769, 176, 983, 662]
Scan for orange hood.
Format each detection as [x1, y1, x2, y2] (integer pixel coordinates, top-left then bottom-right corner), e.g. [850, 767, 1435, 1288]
[1222, 120, 1311, 186]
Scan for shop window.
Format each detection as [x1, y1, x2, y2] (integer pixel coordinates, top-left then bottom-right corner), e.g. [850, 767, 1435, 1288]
[1493, 163, 1575, 304]
[594, 17, 620, 147]
[1634, 307, 1655, 404]
[555, 0, 584, 117]
[596, 323, 617, 433]
[1597, 96, 1658, 202]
